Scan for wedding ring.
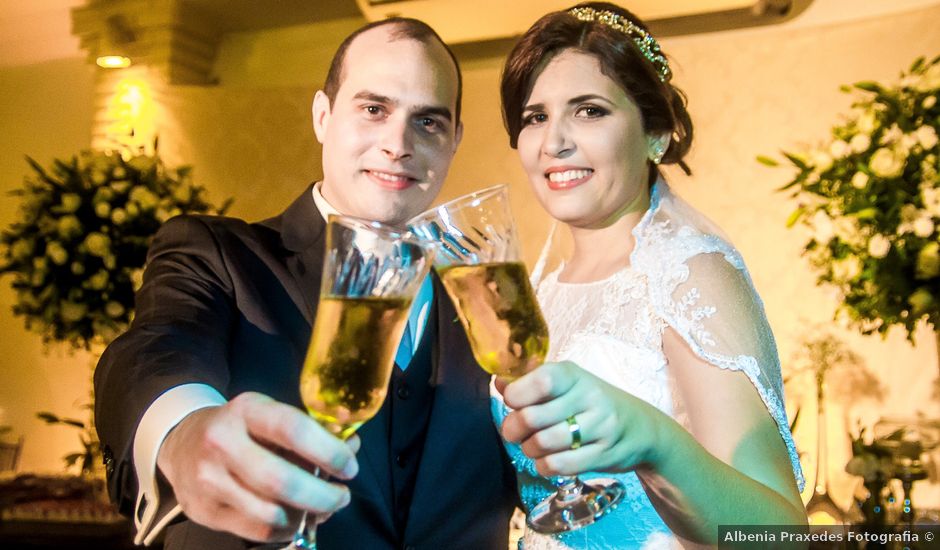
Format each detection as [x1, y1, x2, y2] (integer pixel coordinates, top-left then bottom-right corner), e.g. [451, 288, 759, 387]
[566, 415, 582, 450]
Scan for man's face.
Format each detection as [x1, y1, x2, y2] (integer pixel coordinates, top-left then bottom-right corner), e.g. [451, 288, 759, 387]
[313, 26, 462, 225]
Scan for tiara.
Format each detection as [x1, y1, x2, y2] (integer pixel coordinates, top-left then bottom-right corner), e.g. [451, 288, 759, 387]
[568, 6, 672, 83]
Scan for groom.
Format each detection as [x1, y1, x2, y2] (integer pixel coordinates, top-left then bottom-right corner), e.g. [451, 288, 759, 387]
[94, 18, 518, 549]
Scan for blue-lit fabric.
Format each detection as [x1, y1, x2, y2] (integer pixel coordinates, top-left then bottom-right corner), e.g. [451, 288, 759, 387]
[395, 275, 433, 370]
[492, 180, 803, 549]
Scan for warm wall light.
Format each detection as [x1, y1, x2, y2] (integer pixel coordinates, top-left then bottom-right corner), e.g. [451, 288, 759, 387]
[96, 55, 131, 69]
[95, 15, 136, 70]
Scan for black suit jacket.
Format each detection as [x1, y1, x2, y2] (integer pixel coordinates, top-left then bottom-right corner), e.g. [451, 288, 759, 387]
[94, 185, 518, 549]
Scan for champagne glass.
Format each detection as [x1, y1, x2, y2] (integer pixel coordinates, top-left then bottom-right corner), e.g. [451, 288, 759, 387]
[289, 215, 433, 549]
[408, 184, 624, 534]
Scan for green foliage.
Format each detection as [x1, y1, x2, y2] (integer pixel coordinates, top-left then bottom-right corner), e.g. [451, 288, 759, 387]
[762, 56, 940, 340]
[0, 148, 232, 349]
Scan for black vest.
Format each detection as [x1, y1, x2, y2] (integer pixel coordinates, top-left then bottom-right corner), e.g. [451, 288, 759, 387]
[386, 302, 436, 535]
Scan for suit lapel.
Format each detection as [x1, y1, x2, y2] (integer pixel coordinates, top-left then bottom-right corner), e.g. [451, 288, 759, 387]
[261, 184, 326, 325]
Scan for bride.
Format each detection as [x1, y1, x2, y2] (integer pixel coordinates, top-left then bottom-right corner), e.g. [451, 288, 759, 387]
[492, 3, 807, 548]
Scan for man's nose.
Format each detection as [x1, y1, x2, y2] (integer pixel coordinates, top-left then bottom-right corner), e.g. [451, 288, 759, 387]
[379, 117, 414, 161]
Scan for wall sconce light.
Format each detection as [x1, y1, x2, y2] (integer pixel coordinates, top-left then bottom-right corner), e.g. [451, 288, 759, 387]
[95, 15, 136, 69]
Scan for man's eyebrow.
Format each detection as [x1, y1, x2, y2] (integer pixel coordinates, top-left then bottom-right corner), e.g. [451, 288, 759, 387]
[416, 105, 453, 122]
[352, 91, 394, 104]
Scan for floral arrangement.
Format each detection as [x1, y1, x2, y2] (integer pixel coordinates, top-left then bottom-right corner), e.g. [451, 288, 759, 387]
[0, 149, 230, 349]
[761, 55, 940, 340]
[845, 427, 900, 484]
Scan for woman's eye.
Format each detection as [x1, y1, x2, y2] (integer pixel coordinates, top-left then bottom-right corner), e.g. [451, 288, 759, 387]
[577, 105, 607, 118]
[523, 113, 547, 126]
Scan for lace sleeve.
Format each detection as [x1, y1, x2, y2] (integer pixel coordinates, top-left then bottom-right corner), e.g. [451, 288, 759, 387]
[633, 184, 805, 491]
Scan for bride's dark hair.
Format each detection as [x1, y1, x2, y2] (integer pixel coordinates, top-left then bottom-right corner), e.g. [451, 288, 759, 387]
[500, 2, 693, 176]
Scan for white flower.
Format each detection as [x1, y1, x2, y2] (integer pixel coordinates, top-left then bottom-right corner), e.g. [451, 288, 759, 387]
[909, 287, 935, 314]
[93, 188, 114, 204]
[105, 301, 125, 318]
[916, 242, 940, 279]
[916, 126, 939, 150]
[834, 217, 859, 244]
[829, 140, 850, 159]
[898, 204, 920, 234]
[59, 193, 81, 213]
[95, 202, 111, 218]
[851, 171, 870, 189]
[850, 133, 871, 154]
[870, 147, 905, 178]
[811, 150, 834, 172]
[857, 111, 877, 134]
[45, 241, 68, 266]
[881, 124, 903, 145]
[172, 183, 192, 203]
[925, 96, 938, 109]
[90, 170, 108, 185]
[129, 186, 159, 210]
[899, 133, 918, 155]
[913, 215, 935, 237]
[923, 185, 940, 217]
[833, 256, 863, 281]
[56, 215, 82, 239]
[128, 155, 155, 173]
[86, 270, 109, 291]
[82, 232, 111, 258]
[11, 239, 34, 261]
[59, 301, 88, 323]
[915, 63, 940, 92]
[868, 234, 891, 258]
[811, 210, 835, 242]
[111, 208, 127, 224]
[130, 268, 144, 291]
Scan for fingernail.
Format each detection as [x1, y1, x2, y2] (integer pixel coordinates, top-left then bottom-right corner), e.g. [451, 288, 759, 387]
[342, 459, 359, 479]
[340, 490, 351, 507]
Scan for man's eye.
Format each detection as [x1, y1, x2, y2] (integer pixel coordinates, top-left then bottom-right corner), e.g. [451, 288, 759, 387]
[365, 105, 383, 116]
[419, 117, 440, 130]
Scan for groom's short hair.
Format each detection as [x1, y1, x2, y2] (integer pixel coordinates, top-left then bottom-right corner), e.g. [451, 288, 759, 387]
[322, 18, 463, 125]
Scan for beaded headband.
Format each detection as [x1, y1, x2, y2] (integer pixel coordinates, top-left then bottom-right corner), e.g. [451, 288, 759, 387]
[568, 6, 672, 83]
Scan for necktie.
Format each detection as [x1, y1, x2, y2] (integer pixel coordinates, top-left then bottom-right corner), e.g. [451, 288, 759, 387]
[395, 321, 414, 371]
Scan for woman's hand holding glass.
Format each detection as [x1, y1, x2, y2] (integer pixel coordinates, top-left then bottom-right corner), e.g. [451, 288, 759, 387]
[496, 361, 666, 477]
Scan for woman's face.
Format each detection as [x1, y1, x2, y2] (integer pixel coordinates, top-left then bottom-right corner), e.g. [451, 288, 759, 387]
[516, 49, 651, 228]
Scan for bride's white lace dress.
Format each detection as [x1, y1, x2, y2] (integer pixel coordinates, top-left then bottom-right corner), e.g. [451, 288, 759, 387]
[491, 181, 804, 549]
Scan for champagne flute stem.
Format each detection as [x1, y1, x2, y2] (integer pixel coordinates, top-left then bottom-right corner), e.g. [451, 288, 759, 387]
[287, 467, 321, 550]
[553, 475, 585, 504]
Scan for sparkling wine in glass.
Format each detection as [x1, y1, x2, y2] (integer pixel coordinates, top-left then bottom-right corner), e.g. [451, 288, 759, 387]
[290, 215, 433, 549]
[409, 184, 624, 534]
